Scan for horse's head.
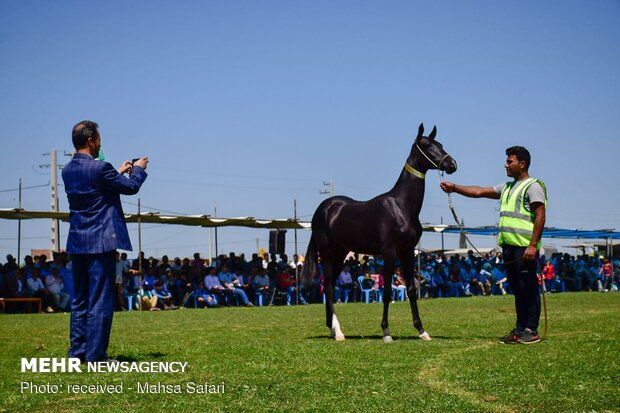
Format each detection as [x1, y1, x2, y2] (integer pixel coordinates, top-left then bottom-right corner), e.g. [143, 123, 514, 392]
[410, 123, 457, 174]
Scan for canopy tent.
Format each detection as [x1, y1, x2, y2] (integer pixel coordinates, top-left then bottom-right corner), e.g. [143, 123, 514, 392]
[441, 226, 620, 240]
[2, 208, 618, 239]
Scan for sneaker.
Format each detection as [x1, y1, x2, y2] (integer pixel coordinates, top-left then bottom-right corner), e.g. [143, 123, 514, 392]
[517, 328, 541, 345]
[498, 328, 521, 344]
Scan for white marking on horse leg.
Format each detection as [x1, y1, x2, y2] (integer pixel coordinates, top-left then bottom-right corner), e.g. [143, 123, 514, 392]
[382, 335, 394, 343]
[331, 314, 345, 341]
[419, 331, 432, 341]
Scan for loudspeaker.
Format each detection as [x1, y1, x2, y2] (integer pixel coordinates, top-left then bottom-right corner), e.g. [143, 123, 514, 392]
[269, 230, 287, 254]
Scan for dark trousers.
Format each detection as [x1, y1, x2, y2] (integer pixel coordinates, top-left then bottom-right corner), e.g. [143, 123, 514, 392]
[503, 245, 540, 332]
[68, 251, 116, 362]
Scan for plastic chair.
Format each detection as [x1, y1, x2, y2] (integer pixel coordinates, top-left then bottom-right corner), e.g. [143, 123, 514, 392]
[125, 294, 136, 311]
[358, 276, 373, 303]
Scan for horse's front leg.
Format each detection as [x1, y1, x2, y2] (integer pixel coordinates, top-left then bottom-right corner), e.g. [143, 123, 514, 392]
[381, 259, 394, 343]
[401, 252, 431, 341]
[323, 260, 345, 341]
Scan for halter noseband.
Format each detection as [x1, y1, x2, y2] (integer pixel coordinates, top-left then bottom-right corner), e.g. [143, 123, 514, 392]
[415, 143, 450, 170]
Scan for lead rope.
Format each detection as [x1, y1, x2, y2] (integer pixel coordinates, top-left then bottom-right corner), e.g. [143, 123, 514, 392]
[437, 170, 548, 339]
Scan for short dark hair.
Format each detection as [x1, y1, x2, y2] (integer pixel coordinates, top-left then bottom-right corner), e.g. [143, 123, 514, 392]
[506, 146, 531, 169]
[72, 120, 99, 149]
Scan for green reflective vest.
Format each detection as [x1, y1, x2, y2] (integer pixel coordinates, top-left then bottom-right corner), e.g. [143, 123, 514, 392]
[498, 177, 547, 248]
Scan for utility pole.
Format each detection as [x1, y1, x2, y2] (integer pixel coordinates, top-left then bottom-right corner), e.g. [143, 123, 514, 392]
[319, 180, 334, 197]
[293, 199, 298, 256]
[50, 149, 60, 253]
[40, 149, 72, 254]
[214, 202, 219, 269]
[440, 216, 444, 254]
[17, 178, 22, 265]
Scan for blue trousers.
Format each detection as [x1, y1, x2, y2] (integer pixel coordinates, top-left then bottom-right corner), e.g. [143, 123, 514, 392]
[68, 251, 116, 362]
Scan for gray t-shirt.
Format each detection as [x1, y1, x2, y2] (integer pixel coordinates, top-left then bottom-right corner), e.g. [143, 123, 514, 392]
[493, 179, 546, 212]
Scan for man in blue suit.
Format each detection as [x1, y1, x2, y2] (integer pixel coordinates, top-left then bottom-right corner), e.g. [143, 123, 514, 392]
[62, 120, 148, 362]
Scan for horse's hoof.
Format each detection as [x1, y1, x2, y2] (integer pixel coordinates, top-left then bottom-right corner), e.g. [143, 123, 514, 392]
[419, 331, 432, 341]
[334, 333, 346, 341]
[382, 335, 394, 343]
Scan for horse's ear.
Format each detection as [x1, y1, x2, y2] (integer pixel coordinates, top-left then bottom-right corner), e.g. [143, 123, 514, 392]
[429, 126, 437, 140]
[417, 123, 424, 138]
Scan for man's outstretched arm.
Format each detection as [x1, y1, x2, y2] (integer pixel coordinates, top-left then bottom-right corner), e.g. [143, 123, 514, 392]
[440, 181, 500, 200]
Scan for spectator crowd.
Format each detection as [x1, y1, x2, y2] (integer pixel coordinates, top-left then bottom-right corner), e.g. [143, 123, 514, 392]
[1, 249, 619, 314]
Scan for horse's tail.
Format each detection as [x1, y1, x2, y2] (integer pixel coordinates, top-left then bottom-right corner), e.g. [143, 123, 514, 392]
[301, 233, 318, 287]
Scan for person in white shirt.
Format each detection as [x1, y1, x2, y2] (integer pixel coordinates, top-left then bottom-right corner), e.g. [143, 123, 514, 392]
[27, 268, 55, 313]
[45, 268, 70, 310]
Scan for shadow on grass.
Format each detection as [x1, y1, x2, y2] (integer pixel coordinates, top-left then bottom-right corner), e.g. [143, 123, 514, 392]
[116, 351, 166, 362]
[306, 335, 457, 341]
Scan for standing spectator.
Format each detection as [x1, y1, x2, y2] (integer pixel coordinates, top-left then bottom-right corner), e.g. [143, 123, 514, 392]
[114, 252, 128, 311]
[598, 258, 613, 292]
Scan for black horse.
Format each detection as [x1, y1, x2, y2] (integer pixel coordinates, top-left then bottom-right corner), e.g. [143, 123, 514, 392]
[303, 123, 457, 342]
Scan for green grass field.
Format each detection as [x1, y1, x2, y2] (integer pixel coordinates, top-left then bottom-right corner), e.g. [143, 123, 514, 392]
[1, 293, 618, 413]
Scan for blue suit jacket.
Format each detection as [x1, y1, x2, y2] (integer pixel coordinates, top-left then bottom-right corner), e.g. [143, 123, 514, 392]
[62, 153, 147, 254]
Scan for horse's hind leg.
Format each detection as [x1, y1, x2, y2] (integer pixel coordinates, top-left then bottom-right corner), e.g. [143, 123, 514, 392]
[324, 254, 345, 341]
[381, 258, 394, 343]
[401, 252, 431, 341]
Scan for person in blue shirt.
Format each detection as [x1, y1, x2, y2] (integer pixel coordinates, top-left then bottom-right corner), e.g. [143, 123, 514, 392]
[473, 263, 493, 296]
[491, 264, 508, 295]
[194, 281, 217, 308]
[218, 265, 253, 307]
[152, 281, 177, 310]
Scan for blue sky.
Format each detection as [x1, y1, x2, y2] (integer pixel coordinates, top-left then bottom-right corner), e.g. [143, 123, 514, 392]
[1, 1, 619, 260]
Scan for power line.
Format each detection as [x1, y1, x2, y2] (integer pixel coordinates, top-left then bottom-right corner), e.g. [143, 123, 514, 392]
[0, 183, 49, 193]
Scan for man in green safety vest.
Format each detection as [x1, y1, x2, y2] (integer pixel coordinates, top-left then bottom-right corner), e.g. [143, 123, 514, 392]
[440, 146, 547, 344]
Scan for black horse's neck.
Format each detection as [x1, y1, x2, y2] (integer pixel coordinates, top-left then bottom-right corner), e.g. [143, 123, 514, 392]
[388, 150, 430, 219]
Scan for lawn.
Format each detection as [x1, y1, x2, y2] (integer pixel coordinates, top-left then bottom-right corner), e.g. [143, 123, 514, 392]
[0, 292, 618, 412]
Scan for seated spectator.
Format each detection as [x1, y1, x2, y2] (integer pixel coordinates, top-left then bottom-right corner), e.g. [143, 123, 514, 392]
[235, 269, 254, 302]
[163, 268, 181, 306]
[177, 270, 194, 307]
[138, 282, 160, 311]
[460, 264, 475, 296]
[277, 267, 307, 305]
[252, 267, 271, 304]
[361, 272, 374, 290]
[448, 264, 464, 297]
[491, 264, 508, 295]
[204, 267, 228, 305]
[336, 265, 355, 303]
[430, 264, 448, 298]
[143, 270, 157, 290]
[419, 266, 433, 298]
[473, 263, 492, 296]
[370, 269, 384, 302]
[391, 267, 407, 301]
[194, 281, 217, 308]
[152, 281, 178, 310]
[45, 268, 70, 311]
[27, 268, 55, 313]
[218, 264, 254, 307]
